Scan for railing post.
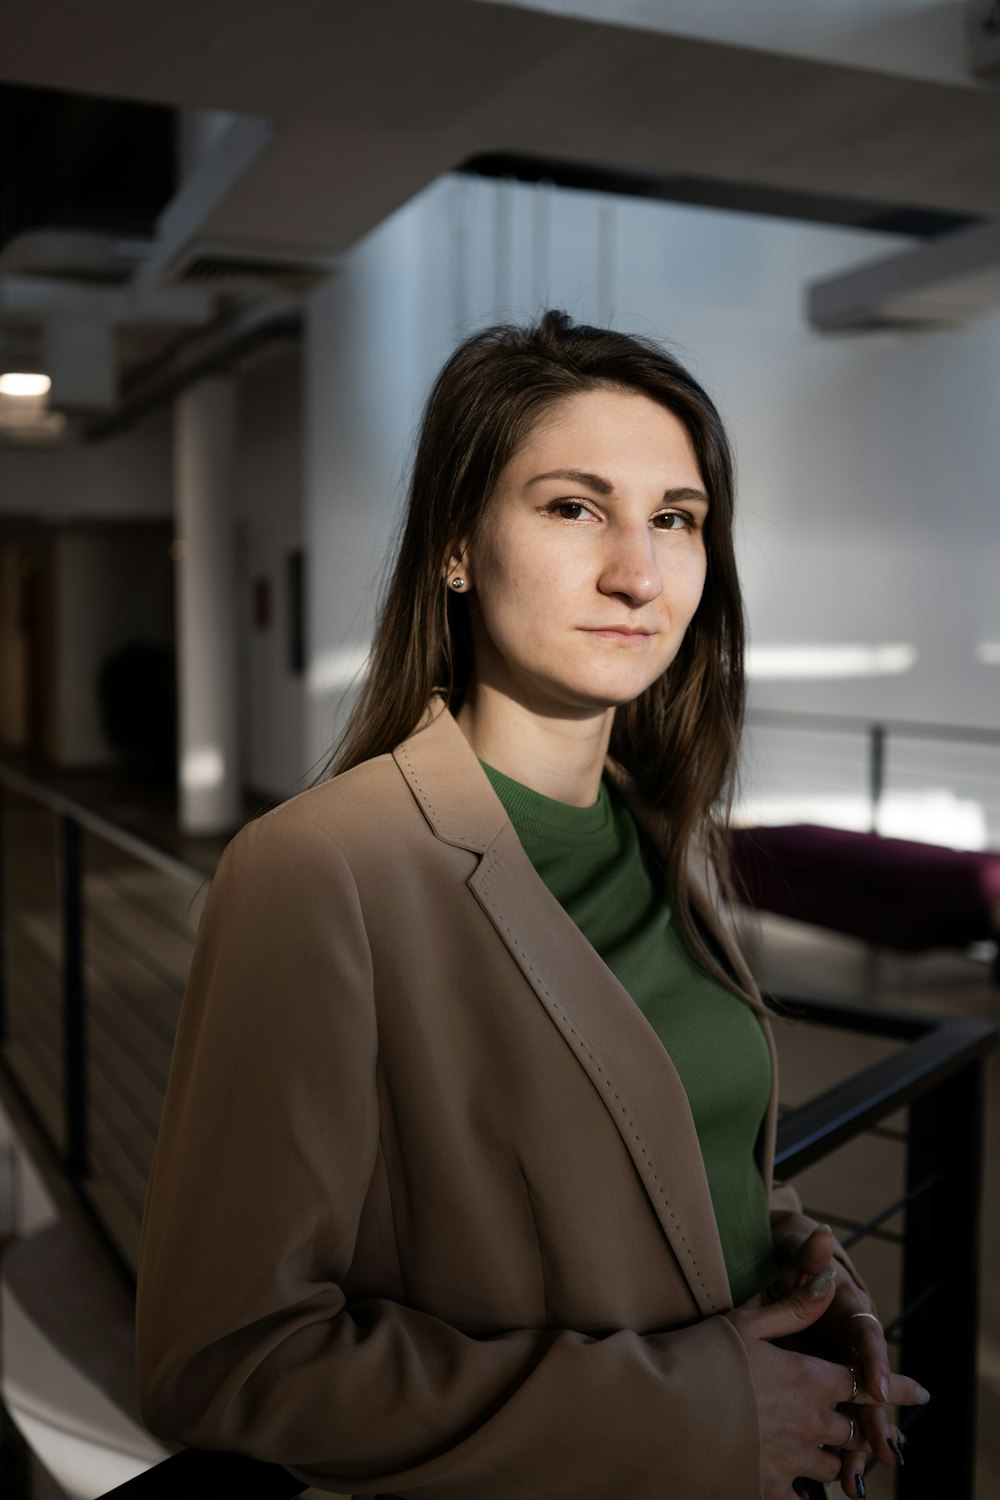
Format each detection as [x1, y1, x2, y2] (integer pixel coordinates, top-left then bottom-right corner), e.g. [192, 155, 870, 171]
[60, 814, 87, 1180]
[898, 1061, 984, 1499]
[0, 781, 6, 1047]
[869, 723, 885, 834]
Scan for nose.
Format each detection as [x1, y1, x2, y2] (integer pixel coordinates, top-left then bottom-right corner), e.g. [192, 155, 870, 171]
[597, 521, 664, 607]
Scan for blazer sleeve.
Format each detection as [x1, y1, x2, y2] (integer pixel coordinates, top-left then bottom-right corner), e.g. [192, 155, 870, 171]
[135, 810, 764, 1500]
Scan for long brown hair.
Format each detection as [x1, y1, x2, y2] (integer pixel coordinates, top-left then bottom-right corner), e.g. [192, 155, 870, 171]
[326, 310, 746, 983]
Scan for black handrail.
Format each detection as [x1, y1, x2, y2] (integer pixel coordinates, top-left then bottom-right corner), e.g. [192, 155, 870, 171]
[0, 758, 211, 885]
[771, 993, 995, 1172]
[747, 707, 1000, 747]
[772, 993, 994, 1500]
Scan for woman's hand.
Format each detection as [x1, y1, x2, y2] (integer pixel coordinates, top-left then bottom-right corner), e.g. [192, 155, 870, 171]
[726, 1265, 928, 1500]
[773, 1227, 889, 1402]
[772, 1227, 929, 1493]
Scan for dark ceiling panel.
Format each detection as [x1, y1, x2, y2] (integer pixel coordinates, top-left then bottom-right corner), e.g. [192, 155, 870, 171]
[0, 82, 177, 252]
[462, 152, 983, 238]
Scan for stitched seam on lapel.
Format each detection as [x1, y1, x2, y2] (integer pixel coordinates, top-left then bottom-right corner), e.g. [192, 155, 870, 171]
[476, 851, 718, 1314]
[396, 743, 490, 852]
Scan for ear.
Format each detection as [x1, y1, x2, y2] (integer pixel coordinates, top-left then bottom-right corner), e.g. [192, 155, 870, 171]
[444, 545, 473, 595]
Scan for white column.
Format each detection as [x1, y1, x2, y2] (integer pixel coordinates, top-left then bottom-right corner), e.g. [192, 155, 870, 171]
[174, 376, 242, 834]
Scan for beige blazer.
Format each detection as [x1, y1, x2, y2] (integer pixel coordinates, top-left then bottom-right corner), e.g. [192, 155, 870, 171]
[135, 702, 828, 1499]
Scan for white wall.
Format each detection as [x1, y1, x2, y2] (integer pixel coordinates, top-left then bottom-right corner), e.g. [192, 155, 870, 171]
[304, 173, 625, 762]
[235, 345, 307, 797]
[304, 198, 430, 765]
[0, 412, 173, 521]
[303, 172, 1000, 844]
[0, 356, 309, 793]
[0, 413, 174, 763]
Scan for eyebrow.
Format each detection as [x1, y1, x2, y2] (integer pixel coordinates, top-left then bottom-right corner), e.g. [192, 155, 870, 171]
[525, 468, 709, 506]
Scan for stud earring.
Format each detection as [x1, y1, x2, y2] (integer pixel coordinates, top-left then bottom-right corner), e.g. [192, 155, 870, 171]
[449, 577, 465, 590]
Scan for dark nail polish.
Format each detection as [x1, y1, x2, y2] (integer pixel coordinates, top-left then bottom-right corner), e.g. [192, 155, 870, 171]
[855, 1476, 866, 1500]
[888, 1437, 905, 1466]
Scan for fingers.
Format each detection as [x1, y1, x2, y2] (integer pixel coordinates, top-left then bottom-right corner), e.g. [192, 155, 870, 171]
[835, 1414, 909, 1496]
[836, 1380, 922, 1473]
[794, 1479, 833, 1498]
[887, 1427, 907, 1468]
[845, 1370, 930, 1409]
[772, 1226, 835, 1303]
[794, 1447, 848, 1490]
[844, 1310, 891, 1403]
[855, 1402, 909, 1469]
[731, 1262, 837, 1342]
[838, 1447, 869, 1499]
[825, 1409, 862, 1451]
[776, 1224, 834, 1281]
[886, 1372, 931, 1408]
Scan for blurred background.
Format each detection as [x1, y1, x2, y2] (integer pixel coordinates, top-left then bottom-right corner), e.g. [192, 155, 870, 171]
[0, 3, 999, 1498]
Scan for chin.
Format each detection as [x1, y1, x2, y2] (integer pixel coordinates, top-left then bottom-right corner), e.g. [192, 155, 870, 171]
[556, 677, 660, 712]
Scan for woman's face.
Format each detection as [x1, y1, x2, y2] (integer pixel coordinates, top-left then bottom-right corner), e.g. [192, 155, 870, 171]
[455, 386, 709, 721]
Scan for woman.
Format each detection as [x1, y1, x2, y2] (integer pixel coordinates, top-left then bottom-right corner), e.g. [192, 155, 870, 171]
[135, 312, 927, 1499]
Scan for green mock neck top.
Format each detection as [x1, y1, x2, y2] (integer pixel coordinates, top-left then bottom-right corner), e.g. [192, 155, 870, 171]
[482, 761, 777, 1306]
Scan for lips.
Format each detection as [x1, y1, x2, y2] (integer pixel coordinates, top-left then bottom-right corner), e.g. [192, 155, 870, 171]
[582, 626, 653, 637]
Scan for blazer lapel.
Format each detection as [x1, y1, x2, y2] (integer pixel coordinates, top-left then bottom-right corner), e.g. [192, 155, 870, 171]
[394, 705, 733, 1317]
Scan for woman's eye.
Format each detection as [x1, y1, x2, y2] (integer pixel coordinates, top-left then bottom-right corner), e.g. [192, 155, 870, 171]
[653, 511, 691, 531]
[548, 500, 591, 520]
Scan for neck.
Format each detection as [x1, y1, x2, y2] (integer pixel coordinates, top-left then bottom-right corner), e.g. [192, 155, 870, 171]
[456, 682, 614, 807]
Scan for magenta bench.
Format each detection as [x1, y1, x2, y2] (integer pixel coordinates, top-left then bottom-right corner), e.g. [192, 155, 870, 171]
[727, 823, 1000, 976]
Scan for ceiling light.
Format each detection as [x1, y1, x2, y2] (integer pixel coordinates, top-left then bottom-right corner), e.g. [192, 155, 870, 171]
[0, 372, 51, 397]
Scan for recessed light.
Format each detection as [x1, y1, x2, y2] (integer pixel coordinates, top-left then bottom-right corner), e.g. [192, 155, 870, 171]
[0, 372, 52, 397]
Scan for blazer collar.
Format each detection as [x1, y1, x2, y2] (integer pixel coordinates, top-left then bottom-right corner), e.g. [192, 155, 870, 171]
[392, 698, 507, 855]
[393, 702, 757, 1316]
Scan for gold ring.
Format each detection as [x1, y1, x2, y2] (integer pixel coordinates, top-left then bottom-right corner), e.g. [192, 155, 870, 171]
[847, 1366, 858, 1401]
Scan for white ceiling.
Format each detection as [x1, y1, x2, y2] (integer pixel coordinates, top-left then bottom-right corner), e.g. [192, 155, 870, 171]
[474, 0, 981, 90]
[2, 0, 1000, 259]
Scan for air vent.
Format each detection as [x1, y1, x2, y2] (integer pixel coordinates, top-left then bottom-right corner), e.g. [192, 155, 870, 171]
[163, 239, 337, 297]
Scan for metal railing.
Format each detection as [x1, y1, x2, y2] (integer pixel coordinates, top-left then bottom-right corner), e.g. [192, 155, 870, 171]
[772, 994, 993, 1500]
[0, 760, 994, 1499]
[0, 762, 209, 1277]
[745, 707, 1000, 840]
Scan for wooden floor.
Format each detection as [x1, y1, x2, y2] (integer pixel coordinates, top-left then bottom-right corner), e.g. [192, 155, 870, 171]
[735, 909, 1000, 1500]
